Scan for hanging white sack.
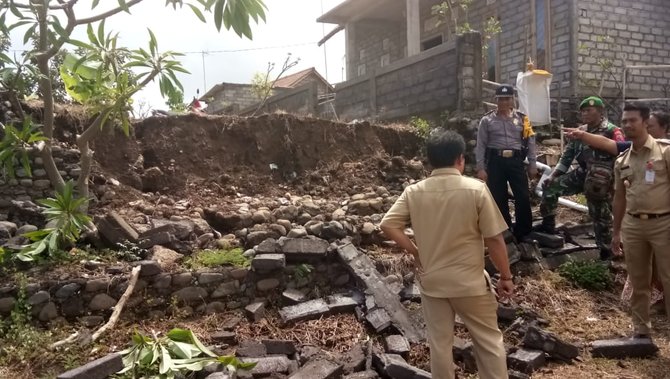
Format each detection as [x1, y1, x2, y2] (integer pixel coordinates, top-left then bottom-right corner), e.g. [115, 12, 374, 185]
[516, 69, 553, 126]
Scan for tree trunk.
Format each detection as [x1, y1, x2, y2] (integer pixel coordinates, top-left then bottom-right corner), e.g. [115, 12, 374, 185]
[76, 115, 103, 206]
[36, 2, 65, 193]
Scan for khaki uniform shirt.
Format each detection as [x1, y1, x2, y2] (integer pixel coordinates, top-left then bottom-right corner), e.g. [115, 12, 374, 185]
[380, 168, 508, 298]
[614, 136, 670, 214]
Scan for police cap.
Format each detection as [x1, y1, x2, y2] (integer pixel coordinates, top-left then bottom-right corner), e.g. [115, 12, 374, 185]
[495, 84, 515, 97]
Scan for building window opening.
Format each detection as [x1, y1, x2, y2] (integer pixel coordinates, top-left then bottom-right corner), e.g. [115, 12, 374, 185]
[422, 35, 443, 51]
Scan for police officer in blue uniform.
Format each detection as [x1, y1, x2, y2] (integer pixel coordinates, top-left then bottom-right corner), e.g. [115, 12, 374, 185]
[475, 84, 537, 241]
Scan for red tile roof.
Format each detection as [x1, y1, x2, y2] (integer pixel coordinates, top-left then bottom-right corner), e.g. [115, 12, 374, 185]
[273, 67, 331, 90]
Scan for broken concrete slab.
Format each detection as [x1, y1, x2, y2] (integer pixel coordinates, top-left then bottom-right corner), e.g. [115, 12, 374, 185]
[236, 340, 267, 357]
[251, 253, 286, 272]
[540, 243, 597, 257]
[508, 370, 531, 379]
[280, 238, 329, 262]
[497, 305, 522, 323]
[245, 302, 265, 322]
[558, 222, 594, 236]
[138, 231, 177, 249]
[342, 343, 366, 374]
[506, 243, 522, 265]
[57, 353, 123, 379]
[371, 353, 406, 376]
[343, 370, 380, 379]
[288, 359, 343, 379]
[279, 298, 330, 324]
[239, 355, 293, 377]
[399, 282, 421, 302]
[527, 232, 564, 249]
[507, 348, 546, 374]
[543, 249, 600, 270]
[144, 219, 194, 240]
[337, 243, 425, 343]
[326, 294, 359, 313]
[384, 335, 410, 356]
[211, 331, 237, 345]
[373, 352, 431, 379]
[365, 307, 392, 333]
[255, 238, 279, 254]
[522, 326, 579, 361]
[452, 338, 477, 373]
[95, 212, 139, 246]
[262, 340, 297, 356]
[282, 288, 307, 304]
[591, 338, 658, 359]
[518, 241, 543, 262]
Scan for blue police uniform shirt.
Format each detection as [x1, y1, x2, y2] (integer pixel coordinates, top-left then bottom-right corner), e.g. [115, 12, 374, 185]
[616, 141, 632, 153]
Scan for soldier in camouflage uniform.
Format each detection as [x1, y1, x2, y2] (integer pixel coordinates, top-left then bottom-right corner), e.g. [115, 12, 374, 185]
[537, 96, 625, 260]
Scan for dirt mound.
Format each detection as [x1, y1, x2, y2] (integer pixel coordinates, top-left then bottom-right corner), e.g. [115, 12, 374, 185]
[93, 113, 423, 199]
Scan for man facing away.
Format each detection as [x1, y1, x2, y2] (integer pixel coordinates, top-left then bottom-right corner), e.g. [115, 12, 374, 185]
[381, 130, 514, 379]
[613, 103, 670, 337]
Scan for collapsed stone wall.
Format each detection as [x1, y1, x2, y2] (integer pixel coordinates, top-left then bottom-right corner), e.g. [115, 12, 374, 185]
[0, 240, 353, 325]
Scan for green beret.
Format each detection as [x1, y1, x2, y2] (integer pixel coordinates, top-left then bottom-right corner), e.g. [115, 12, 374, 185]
[579, 96, 604, 109]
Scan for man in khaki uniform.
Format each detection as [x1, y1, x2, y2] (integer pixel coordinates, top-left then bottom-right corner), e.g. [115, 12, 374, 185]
[381, 130, 514, 379]
[613, 102, 670, 337]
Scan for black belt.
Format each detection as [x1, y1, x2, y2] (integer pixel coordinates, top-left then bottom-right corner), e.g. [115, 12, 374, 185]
[627, 212, 670, 220]
[487, 148, 523, 159]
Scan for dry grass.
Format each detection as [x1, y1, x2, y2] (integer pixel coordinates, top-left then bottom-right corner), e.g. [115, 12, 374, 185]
[236, 312, 368, 353]
[4, 266, 670, 379]
[442, 271, 670, 379]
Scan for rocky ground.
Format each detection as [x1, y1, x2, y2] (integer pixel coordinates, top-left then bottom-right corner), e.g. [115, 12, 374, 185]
[0, 112, 669, 379]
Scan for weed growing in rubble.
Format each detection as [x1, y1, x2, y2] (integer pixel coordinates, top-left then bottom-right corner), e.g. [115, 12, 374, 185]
[558, 260, 612, 291]
[113, 241, 149, 262]
[410, 116, 432, 138]
[0, 274, 53, 369]
[186, 248, 249, 269]
[13, 181, 91, 262]
[294, 263, 314, 281]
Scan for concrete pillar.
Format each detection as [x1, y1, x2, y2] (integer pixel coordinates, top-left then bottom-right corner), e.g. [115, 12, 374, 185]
[406, 0, 420, 57]
[345, 23, 356, 80]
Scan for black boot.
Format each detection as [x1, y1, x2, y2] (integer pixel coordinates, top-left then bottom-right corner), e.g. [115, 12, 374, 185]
[534, 216, 556, 234]
[600, 248, 613, 261]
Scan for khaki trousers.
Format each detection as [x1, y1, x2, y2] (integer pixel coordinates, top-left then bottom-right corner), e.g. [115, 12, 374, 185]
[420, 291, 508, 379]
[622, 214, 670, 334]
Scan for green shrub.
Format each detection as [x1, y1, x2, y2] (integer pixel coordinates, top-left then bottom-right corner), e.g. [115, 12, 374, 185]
[410, 116, 432, 138]
[186, 248, 249, 268]
[13, 180, 90, 262]
[558, 260, 612, 291]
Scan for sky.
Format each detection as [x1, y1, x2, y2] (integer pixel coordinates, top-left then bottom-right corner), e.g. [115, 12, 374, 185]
[7, 0, 346, 111]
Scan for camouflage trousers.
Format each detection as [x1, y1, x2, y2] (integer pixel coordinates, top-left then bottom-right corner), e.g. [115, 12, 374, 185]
[540, 169, 613, 250]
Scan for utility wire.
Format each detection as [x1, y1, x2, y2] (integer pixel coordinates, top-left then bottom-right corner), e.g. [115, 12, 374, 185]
[9, 41, 319, 54]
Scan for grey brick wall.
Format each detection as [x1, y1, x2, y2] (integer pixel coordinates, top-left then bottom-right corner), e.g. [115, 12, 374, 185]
[577, 0, 670, 99]
[240, 83, 318, 116]
[347, 20, 406, 80]
[335, 34, 478, 121]
[206, 84, 271, 115]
